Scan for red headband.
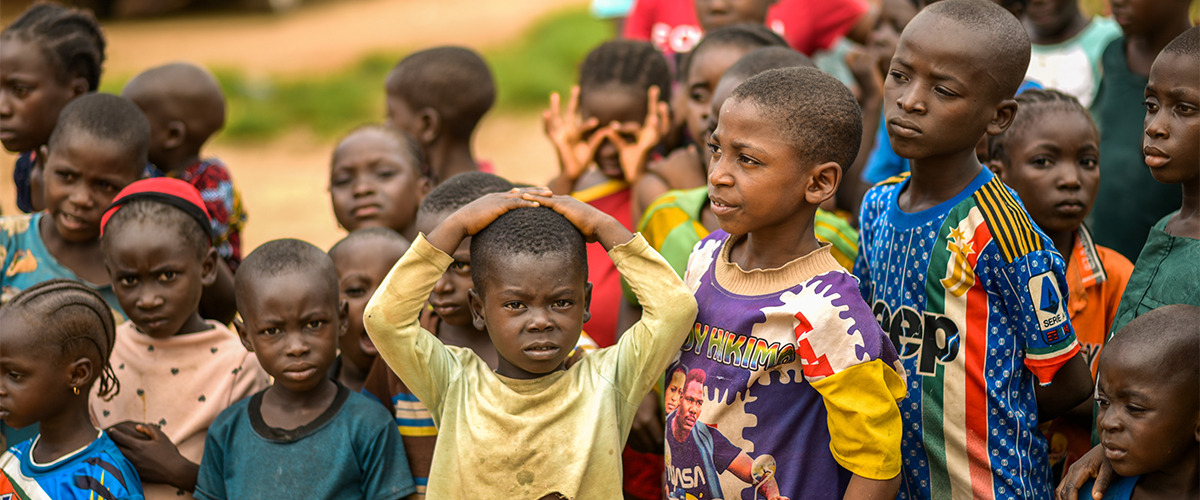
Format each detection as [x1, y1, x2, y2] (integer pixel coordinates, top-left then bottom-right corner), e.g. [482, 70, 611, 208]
[101, 178, 214, 241]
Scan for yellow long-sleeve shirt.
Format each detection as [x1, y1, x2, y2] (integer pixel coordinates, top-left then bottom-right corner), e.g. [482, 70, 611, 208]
[364, 233, 697, 499]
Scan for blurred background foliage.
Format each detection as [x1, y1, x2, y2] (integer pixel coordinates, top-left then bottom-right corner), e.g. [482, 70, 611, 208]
[98, 6, 612, 141]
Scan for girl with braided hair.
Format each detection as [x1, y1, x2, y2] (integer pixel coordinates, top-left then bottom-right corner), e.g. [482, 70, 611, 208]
[0, 279, 145, 500]
[1, 2, 107, 214]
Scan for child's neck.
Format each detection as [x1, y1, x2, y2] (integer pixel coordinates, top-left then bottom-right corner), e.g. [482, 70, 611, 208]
[1029, 12, 1090, 45]
[730, 216, 822, 271]
[153, 151, 202, 177]
[901, 149, 984, 214]
[427, 139, 479, 181]
[32, 398, 98, 464]
[1126, 21, 1192, 77]
[1134, 443, 1199, 500]
[337, 358, 371, 393]
[1165, 177, 1200, 240]
[1048, 229, 1077, 262]
[38, 215, 107, 286]
[260, 378, 339, 430]
[438, 321, 499, 370]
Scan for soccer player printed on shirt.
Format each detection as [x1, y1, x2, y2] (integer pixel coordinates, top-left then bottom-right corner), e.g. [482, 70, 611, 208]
[664, 367, 783, 500]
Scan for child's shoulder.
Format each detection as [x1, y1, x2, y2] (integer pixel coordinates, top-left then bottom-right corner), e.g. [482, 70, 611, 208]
[1, 432, 144, 499]
[968, 175, 1058, 266]
[339, 389, 395, 426]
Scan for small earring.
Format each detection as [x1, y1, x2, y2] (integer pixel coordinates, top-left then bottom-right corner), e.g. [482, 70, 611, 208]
[72, 386, 80, 395]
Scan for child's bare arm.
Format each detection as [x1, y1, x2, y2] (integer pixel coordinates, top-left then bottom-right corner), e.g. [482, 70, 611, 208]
[425, 188, 548, 254]
[1034, 352, 1092, 422]
[843, 474, 901, 500]
[108, 422, 199, 492]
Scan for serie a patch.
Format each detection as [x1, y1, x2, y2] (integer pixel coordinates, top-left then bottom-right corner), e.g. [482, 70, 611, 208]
[1028, 271, 1067, 334]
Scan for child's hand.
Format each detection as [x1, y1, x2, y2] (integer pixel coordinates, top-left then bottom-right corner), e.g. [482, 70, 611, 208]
[543, 86, 605, 181]
[604, 85, 670, 183]
[845, 48, 883, 102]
[427, 188, 547, 254]
[524, 192, 634, 250]
[108, 421, 199, 491]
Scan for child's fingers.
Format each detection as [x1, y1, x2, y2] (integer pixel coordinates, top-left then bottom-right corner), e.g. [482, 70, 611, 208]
[646, 85, 661, 116]
[656, 102, 671, 136]
[549, 91, 561, 117]
[567, 85, 581, 118]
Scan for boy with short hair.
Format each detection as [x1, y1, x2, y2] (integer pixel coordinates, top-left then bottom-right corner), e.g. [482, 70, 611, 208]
[327, 227, 410, 393]
[359, 171, 514, 499]
[364, 188, 698, 498]
[668, 65, 904, 500]
[1088, 304, 1200, 500]
[194, 239, 416, 500]
[385, 46, 495, 181]
[855, 1, 1094, 498]
[122, 63, 247, 272]
[1088, 0, 1193, 260]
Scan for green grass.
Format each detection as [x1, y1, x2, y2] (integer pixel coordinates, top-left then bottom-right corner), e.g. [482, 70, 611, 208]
[99, 7, 612, 142]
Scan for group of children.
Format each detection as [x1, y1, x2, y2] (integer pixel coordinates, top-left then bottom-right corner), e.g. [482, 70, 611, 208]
[0, 0, 1196, 499]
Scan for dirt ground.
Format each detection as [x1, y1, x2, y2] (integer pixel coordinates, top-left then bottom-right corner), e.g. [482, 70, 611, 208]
[0, 0, 571, 250]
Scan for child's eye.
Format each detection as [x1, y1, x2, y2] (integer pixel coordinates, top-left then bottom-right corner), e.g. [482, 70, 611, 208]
[119, 276, 138, 286]
[331, 176, 352, 187]
[159, 271, 178, 281]
[553, 300, 573, 308]
[376, 169, 397, 180]
[12, 85, 31, 98]
[344, 287, 366, 298]
[738, 154, 760, 166]
[97, 181, 116, 192]
[1143, 99, 1159, 113]
[1080, 157, 1099, 169]
[503, 301, 525, 311]
[888, 70, 908, 83]
[449, 261, 470, 271]
[1176, 103, 1198, 115]
[933, 86, 957, 97]
[7, 372, 23, 381]
[1096, 398, 1109, 409]
[261, 327, 282, 336]
[1030, 156, 1053, 167]
[706, 142, 720, 155]
[56, 171, 76, 181]
[306, 320, 325, 329]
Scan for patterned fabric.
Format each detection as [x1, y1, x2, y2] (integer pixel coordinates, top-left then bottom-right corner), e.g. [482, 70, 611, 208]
[1, 431, 144, 500]
[571, 179, 634, 348]
[167, 159, 247, 270]
[91, 321, 270, 500]
[854, 168, 1081, 500]
[0, 213, 123, 316]
[1040, 225, 1131, 484]
[667, 230, 905, 500]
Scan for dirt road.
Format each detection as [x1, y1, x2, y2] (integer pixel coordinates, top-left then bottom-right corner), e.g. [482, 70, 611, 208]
[1, 0, 574, 250]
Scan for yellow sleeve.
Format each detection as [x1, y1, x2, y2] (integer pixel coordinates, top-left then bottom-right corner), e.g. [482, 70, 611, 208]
[363, 233, 460, 424]
[609, 234, 698, 412]
[808, 358, 906, 480]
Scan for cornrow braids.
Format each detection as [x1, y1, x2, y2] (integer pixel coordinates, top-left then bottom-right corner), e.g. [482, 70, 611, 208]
[988, 89, 1095, 164]
[679, 23, 789, 82]
[3, 279, 120, 400]
[578, 40, 672, 103]
[1, 2, 106, 91]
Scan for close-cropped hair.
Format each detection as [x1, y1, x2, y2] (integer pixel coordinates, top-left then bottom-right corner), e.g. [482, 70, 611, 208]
[722, 46, 815, 82]
[679, 23, 790, 82]
[1106, 304, 1200, 390]
[338, 124, 432, 180]
[417, 171, 514, 218]
[1, 279, 119, 400]
[988, 89, 1095, 164]
[579, 39, 673, 102]
[328, 227, 409, 259]
[727, 66, 863, 172]
[920, 0, 1031, 100]
[470, 207, 587, 293]
[101, 198, 211, 261]
[1, 2, 106, 91]
[235, 238, 339, 310]
[1162, 25, 1199, 60]
[47, 93, 149, 166]
[387, 46, 496, 140]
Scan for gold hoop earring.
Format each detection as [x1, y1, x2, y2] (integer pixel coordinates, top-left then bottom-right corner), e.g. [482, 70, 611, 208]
[72, 386, 80, 395]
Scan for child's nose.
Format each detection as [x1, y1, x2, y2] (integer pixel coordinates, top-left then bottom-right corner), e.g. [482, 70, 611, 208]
[525, 309, 555, 332]
[136, 291, 164, 310]
[896, 87, 925, 114]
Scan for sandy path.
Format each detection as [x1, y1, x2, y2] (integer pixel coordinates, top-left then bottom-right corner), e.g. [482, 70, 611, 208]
[1, 0, 572, 250]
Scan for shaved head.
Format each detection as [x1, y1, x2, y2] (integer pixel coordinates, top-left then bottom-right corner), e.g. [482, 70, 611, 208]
[1105, 304, 1200, 390]
[123, 62, 226, 149]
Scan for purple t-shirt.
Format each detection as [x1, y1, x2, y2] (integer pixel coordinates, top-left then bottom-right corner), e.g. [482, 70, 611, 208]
[667, 231, 902, 500]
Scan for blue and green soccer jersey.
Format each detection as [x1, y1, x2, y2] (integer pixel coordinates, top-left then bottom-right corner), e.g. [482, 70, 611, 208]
[1, 430, 144, 500]
[853, 168, 1081, 500]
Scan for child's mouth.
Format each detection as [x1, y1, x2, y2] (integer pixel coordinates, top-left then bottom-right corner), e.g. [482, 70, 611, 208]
[524, 344, 560, 360]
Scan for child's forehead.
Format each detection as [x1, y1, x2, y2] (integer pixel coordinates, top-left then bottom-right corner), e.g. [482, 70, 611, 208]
[1149, 52, 1200, 91]
[483, 251, 585, 290]
[579, 86, 648, 123]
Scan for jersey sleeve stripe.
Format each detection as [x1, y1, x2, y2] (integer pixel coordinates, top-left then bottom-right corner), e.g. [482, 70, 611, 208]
[973, 181, 1044, 263]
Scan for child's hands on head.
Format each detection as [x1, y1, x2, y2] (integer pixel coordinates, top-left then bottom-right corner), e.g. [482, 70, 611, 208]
[543, 86, 606, 181]
[602, 85, 670, 183]
[426, 187, 548, 254]
[522, 191, 634, 250]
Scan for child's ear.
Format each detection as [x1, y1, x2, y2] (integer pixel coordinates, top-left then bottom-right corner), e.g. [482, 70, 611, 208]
[233, 319, 254, 352]
[163, 120, 187, 150]
[986, 98, 1019, 136]
[415, 108, 441, 145]
[805, 161, 842, 206]
[468, 289, 487, 331]
[338, 299, 350, 338]
[36, 145, 50, 168]
[66, 356, 94, 394]
[415, 176, 434, 202]
[200, 248, 220, 287]
[986, 158, 1006, 178]
[581, 282, 593, 324]
[68, 77, 88, 98]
